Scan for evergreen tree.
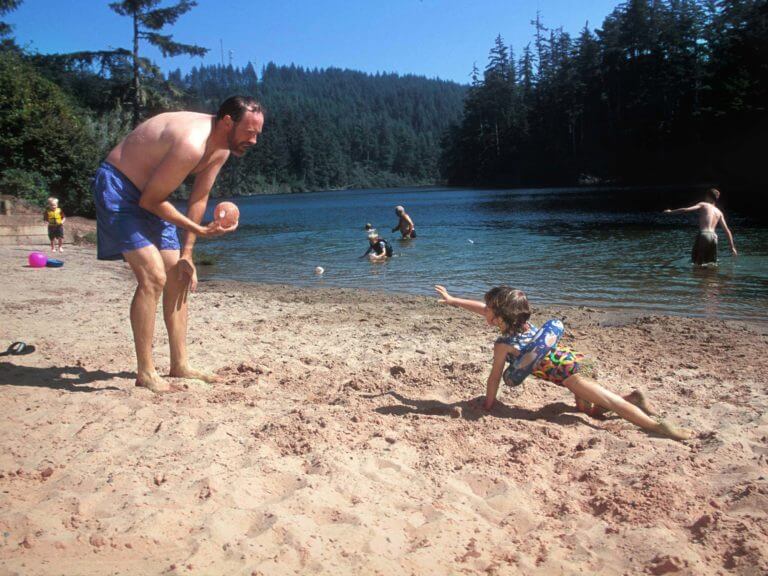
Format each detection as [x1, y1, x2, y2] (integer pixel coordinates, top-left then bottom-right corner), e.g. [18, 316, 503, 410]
[442, 0, 767, 192]
[108, 1, 208, 126]
[0, 0, 21, 38]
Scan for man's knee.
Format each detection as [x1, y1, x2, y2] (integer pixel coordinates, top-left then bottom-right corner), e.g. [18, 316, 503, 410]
[139, 268, 167, 294]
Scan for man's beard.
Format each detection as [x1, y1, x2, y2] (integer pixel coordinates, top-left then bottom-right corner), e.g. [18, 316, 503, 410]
[228, 129, 249, 156]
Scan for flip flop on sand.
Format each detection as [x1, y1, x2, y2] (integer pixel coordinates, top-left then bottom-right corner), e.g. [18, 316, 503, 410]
[1, 342, 36, 356]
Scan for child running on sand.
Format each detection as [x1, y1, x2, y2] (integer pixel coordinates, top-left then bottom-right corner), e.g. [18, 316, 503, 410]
[435, 285, 693, 440]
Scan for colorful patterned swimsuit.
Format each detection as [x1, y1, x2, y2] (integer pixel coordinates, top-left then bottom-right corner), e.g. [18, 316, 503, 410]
[496, 324, 596, 387]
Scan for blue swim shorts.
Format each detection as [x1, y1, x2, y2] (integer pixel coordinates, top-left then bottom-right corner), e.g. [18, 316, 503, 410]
[92, 162, 180, 260]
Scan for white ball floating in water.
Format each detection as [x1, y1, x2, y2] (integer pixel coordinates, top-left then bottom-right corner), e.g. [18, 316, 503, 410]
[315, 266, 324, 275]
[468, 239, 474, 244]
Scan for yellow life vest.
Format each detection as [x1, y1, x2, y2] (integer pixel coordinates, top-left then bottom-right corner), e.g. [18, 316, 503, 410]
[46, 208, 63, 226]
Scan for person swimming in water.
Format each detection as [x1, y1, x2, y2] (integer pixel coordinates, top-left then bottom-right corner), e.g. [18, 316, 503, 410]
[361, 229, 393, 262]
[664, 188, 737, 265]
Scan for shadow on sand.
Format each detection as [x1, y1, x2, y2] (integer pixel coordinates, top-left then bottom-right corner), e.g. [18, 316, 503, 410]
[368, 390, 603, 430]
[0, 362, 129, 392]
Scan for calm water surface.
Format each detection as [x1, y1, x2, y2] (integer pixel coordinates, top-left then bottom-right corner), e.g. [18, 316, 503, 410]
[191, 187, 768, 323]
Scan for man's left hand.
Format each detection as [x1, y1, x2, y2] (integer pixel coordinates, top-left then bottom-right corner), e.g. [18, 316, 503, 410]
[178, 257, 198, 292]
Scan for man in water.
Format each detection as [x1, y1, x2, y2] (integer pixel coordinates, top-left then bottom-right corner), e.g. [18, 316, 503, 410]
[93, 96, 264, 392]
[664, 188, 737, 265]
[392, 205, 416, 239]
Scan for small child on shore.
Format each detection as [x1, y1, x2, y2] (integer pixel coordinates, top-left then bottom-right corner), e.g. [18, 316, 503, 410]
[435, 284, 693, 440]
[44, 197, 66, 252]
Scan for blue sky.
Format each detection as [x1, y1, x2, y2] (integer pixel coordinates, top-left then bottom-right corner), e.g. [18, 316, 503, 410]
[7, 0, 619, 84]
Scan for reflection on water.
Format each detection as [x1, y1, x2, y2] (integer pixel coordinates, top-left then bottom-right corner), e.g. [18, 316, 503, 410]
[190, 186, 768, 324]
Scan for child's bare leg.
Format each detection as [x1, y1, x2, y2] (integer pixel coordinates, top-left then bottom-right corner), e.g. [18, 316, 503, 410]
[565, 375, 692, 440]
[579, 389, 657, 418]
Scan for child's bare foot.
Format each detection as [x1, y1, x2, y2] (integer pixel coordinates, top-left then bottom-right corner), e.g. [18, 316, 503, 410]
[656, 420, 694, 441]
[626, 390, 658, 416]
[575, 395, 608, 418]
[135, 372, 172, 393]
[170, 366, 221, 384]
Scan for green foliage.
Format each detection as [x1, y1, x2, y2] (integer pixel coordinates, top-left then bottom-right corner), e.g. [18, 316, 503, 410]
[0, 49, 100, 215]
[0, 0, 22, 38]
[108, 0, 208, 125]
[443, 0, 768, 190]
[0, 168, 49, 206]
[179, 63, 466, 195]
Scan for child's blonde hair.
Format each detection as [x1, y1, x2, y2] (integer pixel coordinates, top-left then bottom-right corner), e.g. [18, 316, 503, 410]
[484, 286, 531, 335]
[47, 197, 58, 206]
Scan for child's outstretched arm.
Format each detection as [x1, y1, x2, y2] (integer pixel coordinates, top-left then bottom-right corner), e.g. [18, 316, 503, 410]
[434, 285, 486, 316]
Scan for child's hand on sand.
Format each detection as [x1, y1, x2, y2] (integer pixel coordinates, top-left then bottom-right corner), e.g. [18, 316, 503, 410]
[435, 285, 455, 305]
[468, 397, 493, 412]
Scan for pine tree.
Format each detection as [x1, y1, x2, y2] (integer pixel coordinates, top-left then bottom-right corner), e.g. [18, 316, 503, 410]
[0, 0, 22, 38]
[108, 1, 208, 126]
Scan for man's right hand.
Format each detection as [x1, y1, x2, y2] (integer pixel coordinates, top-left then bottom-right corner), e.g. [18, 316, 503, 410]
[196, 220, 239, 237]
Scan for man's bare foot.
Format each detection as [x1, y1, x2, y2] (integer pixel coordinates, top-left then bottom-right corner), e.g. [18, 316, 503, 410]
[656, 420, 694, 441]
[169, 366, 221, 384]
[627, 390, 658, 416]
[135, 372, 172, 393]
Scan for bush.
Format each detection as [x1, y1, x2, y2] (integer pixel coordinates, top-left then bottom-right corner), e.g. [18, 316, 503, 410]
[0, 50, 100, 216]
[0, 168, 49, 206]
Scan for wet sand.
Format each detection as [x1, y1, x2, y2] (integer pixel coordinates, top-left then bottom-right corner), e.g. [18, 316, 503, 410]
[1, 244, 766, 575]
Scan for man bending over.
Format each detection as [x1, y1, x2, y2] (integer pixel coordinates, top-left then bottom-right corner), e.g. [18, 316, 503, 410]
[93, 96, 264, 392]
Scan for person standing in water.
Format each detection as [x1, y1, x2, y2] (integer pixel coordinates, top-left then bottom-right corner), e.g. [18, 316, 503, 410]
[93, 96, 264, 392]
[664, 188, 737, 265]
[392, 205, 416, 239]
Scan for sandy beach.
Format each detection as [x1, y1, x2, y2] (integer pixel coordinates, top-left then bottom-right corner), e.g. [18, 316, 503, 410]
[1, 244, 766, 575]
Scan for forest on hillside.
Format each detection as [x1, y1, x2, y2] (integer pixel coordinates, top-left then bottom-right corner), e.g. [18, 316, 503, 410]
[172, 63, 467, 196]
[442, 0, 768, 194]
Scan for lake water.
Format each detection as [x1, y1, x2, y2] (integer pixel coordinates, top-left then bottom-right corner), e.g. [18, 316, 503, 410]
[193, 187, 768, 324]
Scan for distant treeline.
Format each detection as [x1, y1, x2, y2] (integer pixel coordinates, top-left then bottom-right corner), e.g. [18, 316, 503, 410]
[172, 63, 467, 195]
[442, 0, 768, 193]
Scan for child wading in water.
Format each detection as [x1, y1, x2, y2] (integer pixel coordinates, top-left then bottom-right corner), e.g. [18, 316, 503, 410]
[435, 285, 693, 441]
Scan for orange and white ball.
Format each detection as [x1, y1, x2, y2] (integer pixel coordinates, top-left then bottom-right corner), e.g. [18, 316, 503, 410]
[213, 201, 240, 227]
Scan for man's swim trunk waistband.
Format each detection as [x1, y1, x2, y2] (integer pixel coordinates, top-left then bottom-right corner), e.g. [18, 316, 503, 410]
[92, 161, 180, 261]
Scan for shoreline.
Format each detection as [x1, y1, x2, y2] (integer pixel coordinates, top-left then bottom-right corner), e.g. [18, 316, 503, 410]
[198, 274, 768, 332]
[1, 244, 767, 575]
